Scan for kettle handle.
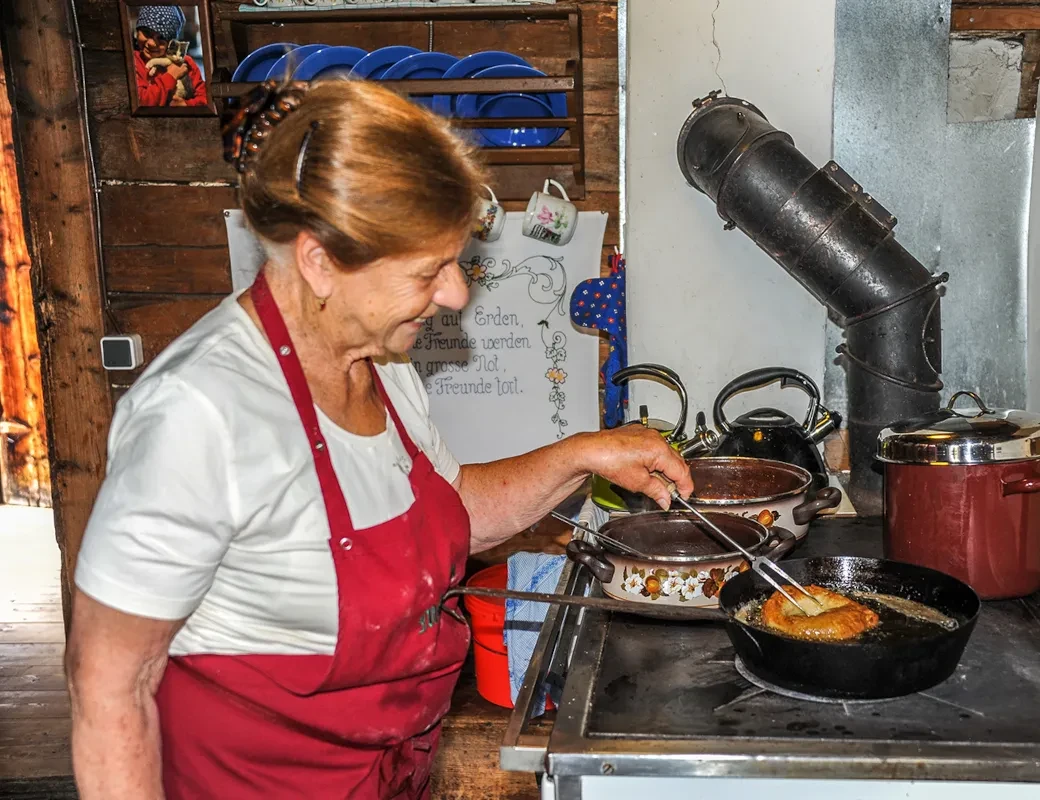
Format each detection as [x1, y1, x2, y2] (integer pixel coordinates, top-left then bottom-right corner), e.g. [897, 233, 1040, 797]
[612, 363, 689, 444]
[713, 367, 822, 434]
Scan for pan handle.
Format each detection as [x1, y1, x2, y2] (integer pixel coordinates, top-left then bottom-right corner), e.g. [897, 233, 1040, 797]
[566, 539, 615, 583]
[1002, 477, 1040, 496]
[791, 486, 842, 526]
[763, 525, 798, 560]
[441, 585, 728, 622]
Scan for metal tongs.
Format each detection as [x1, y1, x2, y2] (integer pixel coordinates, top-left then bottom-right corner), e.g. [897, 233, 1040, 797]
[665, 482, 824, 614]
[548, 510, 649, 559]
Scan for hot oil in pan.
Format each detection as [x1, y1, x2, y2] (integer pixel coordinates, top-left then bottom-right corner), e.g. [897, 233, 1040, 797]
[735, 589, 958, 642]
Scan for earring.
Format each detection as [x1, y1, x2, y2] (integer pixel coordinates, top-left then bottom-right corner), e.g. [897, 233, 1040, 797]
[318, 295, 329, 310]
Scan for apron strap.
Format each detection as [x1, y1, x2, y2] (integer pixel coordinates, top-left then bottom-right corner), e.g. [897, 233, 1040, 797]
[369, 362, 421, 461]
[250, 271, 354, 531]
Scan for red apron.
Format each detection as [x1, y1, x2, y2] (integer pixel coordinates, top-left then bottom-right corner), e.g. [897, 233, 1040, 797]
[155, 272, 472, 799]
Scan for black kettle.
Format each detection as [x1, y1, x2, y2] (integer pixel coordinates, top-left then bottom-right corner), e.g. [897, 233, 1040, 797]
[711, 367, 841, 490]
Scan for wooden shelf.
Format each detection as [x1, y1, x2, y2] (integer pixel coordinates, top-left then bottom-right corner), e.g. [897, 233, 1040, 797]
[210, 77, 576, 96]
[210, 3, 587, 197]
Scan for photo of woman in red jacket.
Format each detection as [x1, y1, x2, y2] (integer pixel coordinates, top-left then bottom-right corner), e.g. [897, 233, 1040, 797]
[131, 5, 209, 109]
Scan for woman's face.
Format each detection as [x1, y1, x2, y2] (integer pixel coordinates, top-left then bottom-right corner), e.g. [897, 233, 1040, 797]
[136, 28, 168, 60]
[332, 231, 471, 356]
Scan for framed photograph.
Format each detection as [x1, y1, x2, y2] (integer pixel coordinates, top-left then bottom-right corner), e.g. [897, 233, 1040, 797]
[118, 0, 216, 116]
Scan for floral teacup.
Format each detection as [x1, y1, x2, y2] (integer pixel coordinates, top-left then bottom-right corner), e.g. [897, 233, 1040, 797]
[522, 178, 577, 246]
[472, 184, 505, 243]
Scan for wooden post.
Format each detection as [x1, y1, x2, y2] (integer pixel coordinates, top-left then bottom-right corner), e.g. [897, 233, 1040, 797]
[0, 41, 51, 508]
[1, 0, 111, 626]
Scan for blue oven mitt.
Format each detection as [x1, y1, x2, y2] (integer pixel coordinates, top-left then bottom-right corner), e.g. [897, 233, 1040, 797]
[569, 252, 628, 428]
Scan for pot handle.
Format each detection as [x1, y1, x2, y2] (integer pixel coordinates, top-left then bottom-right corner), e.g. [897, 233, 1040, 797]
[763, 525, 799, 560]
[791, 486, 842, 526]
[566, 539, 616, 583]
[1002, 477, 1040, 496]
[713, 366, 821, 434]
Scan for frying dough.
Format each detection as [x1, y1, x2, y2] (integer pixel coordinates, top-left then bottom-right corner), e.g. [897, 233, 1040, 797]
[761, 584, 880, 642]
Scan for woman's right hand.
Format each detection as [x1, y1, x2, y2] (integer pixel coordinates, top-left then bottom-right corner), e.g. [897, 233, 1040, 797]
[165, 62, 188, 81]
[575, 425, 694, 510]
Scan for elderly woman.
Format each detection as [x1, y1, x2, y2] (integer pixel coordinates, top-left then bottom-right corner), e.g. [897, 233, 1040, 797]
[65, 80, 692, 799]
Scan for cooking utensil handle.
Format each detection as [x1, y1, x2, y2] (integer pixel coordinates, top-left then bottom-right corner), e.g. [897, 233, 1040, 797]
[764, 526, 799, 560]
[1002, 477, 1040, 496]
[549, 510, 645, 559]
[610, 363, 689, 444]
[441, 585, 728, 622]
[791, 486, 842, 526]
[566, 539, 615, 583]
[712, 366, 821, 434]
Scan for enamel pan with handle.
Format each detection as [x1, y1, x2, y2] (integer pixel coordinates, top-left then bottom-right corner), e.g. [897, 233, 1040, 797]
[444, 555, 980, 700]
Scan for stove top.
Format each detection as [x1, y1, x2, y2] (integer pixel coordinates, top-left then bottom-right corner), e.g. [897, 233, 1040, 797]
[731, 656, 900, 705]
[542, 519, 1040, 784]
[588, 611, 1040, 742]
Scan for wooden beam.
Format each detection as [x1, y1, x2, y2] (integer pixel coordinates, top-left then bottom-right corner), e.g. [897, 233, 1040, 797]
[952, 6, 1040, 31]
[1, 0, 110, 627]
[0, 46, 49, 507]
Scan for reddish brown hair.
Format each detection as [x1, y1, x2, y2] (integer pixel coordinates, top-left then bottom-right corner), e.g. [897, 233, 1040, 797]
[239, 79, 485, 268]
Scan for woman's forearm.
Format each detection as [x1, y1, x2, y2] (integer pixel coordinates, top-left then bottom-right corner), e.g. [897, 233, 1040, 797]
[66, 591, 180, 800]
[71, 689, 164, 800]
[456, 426, 695, 553]
[457, 433, 592, 552]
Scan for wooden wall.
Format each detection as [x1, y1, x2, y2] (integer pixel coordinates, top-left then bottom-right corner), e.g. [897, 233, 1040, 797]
[73, 0, 620, 398]
[0, 55, 49, 507]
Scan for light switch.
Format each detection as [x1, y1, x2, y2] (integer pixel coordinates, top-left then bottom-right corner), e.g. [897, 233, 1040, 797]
[100, 335, 143, 371]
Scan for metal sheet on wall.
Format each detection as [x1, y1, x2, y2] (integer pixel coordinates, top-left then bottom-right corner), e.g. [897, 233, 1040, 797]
[830, 0, 1033, 415]
[829, 0, 950, 419]
[940, 119, 1033, 407]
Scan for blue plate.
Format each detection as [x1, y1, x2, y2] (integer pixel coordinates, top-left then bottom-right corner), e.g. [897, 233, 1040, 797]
[455, 65, 566, 147]
[292, 46, 369, 81]
[348, 46, 422, 80]
[457, 92, 561, 147]
[430, 50, 531, 116]
[380, 52, 459, 110]
[232, 43, 297, 83]
[266, 44, 328, 82]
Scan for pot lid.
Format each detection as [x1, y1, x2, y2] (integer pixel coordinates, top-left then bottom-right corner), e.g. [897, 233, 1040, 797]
[877, 391, 1040, 465]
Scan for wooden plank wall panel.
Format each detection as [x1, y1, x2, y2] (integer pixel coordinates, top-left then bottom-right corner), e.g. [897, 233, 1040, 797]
[76, 0, 619, 386]
[0, 57, 49, 506]
[953, 5, 1040, 30]
[3, 0, 112, 624]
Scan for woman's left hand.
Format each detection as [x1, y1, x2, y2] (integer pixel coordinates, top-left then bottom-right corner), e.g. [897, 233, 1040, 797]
[576, 426, 694, 510]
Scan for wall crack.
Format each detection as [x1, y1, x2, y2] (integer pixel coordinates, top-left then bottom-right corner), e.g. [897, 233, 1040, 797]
[711, 0, 728, 95]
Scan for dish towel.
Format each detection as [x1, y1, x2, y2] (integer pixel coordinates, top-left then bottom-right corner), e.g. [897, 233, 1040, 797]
[569, 252, 628, 428]
[505, 497, 609, 715]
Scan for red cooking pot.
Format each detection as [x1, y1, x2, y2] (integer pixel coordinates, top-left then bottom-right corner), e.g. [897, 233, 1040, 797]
[878, 391, 1040, 599]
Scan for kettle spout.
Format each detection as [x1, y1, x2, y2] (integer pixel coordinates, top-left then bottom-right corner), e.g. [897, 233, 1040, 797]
[807, 407, 842, 444]
[679, 411, 721, 458]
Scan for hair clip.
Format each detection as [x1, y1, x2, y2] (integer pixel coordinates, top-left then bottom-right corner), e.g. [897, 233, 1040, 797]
[295, 120, 319, 194]
[221, 80, 305, 175]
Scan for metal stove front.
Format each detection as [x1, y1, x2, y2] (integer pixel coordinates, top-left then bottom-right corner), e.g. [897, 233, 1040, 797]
[501, 520, 1040, 799]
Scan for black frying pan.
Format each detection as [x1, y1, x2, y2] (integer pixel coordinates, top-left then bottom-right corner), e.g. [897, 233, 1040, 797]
[717, 556, 981, 699]
[444, 555, 980, 700]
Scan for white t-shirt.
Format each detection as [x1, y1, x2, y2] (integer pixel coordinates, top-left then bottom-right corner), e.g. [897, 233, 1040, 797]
[75, 291, 461, 656]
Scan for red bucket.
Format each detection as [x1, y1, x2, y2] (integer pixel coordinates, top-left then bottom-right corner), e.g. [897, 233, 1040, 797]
[464, 563, 553, 710]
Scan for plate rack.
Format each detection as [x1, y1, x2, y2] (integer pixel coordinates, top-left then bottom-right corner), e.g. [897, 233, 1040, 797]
[209, 4, 586, 199]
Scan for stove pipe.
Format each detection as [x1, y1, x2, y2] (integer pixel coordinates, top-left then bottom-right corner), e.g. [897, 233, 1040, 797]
[676, 93, 946, 515]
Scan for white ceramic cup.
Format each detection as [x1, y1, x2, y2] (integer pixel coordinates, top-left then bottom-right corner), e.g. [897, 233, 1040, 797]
[472, 184, 506, 243]
[522, 179, 577, 246]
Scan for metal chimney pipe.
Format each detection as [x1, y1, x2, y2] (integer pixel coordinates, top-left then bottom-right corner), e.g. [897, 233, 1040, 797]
[676, 92, 946, 515]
